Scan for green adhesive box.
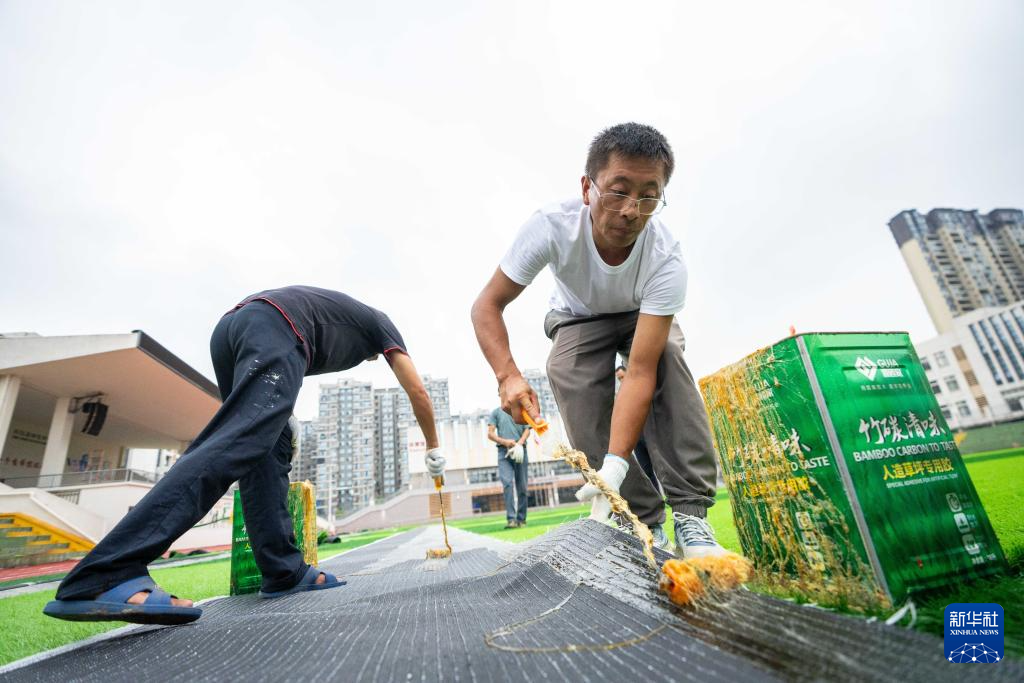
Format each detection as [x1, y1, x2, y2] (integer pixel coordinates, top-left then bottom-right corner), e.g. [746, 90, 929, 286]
[700, 332, 1007, 610]
[230, 481, 318, 596]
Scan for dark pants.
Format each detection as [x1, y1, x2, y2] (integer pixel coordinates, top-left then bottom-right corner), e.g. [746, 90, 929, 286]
[633, 436, 660, 493]
[56, 302, 309, 600]
[497, 449, 528, 523]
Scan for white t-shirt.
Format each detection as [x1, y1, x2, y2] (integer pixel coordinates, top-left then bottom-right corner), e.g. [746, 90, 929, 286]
[500, 197, 687, 317]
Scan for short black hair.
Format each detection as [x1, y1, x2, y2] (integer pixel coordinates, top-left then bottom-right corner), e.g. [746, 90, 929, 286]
[585, 122, 674, 183]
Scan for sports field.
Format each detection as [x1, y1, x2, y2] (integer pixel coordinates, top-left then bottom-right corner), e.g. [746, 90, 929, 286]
[1, 448, 1020, 666]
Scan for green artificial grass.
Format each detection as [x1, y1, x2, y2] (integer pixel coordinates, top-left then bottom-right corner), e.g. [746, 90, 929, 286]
[2, 449, 1020, 667]
[956, 421, 1024, 454]
[904, 448, 1024, 657]
[450, 489, 740, 551]
[912, 571, 1023, 658]
[0, 573, 68, 591]
[453, 456, 1022, 657]
[449, 503, 590, 541]
[0, 527, 402, 666]
[961, 448, 1024, 566]
[320, 526, 415, 555]
[715, 448, 1022, 658]
[0, 559, 236, 666]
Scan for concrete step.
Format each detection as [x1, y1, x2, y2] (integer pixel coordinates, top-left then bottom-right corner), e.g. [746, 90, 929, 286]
[0, 514, 93, 568]
[0, 541, 65, 556]
[4, 533, 49, 542]
[0, 537, 34, 547]
[0, 546, 48, 557]
[0, 548, 52, 562]
[0, 549, 84, 567]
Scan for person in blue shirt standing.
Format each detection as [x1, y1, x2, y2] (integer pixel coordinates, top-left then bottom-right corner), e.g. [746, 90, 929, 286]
[487, 406, 531, 528]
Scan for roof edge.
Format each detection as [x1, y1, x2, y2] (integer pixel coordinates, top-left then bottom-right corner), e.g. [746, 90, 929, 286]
[133, 330, 220, 400]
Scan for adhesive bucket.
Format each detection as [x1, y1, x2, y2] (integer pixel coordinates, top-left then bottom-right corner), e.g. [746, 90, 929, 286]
[700, 332, 1007, 610]
[229, 480, 319, 595]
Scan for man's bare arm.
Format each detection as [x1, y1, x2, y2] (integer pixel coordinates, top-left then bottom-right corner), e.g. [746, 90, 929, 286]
[389, 352, 439, 449]
[471, 267, 540, 422]
[487, 424, 514, 448]
[608, 314, 673, 459]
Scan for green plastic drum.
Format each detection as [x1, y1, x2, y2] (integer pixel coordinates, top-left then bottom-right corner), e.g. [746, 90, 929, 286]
[700, 332, 1007, 610]
[229, 481, 318, 596]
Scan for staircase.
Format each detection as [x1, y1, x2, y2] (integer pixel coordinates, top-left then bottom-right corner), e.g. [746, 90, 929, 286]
[0, 513, 94, 568]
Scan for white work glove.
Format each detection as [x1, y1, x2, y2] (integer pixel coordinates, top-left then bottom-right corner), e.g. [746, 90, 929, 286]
[287, 415, 300, 460]
[425, 448, 446, 482]
[575, 454, 629, 522]
[508, 443, 524, 464]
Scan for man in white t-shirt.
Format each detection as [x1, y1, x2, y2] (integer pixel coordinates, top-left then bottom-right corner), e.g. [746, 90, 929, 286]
[471, 122, 725, 558]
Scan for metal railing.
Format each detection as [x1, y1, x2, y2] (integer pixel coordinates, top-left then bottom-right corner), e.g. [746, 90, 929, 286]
[0, 468, 162, 490]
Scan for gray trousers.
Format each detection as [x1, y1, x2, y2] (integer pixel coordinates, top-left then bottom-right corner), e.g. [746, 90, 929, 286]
[544, 310, 717, 526]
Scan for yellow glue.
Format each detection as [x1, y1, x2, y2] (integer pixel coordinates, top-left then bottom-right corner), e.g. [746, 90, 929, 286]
[426, 476, 452, 560]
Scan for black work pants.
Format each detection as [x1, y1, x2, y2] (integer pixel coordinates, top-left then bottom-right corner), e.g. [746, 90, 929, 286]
[57, 302, 308, 599]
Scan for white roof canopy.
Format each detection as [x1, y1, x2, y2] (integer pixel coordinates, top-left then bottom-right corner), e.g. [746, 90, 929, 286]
[0, 332, 220, 448]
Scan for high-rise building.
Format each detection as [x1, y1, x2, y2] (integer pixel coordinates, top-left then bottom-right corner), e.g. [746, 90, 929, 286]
[889, 208, 1024, 332]
[316, 379, 375, 517]
[422, 375, 451, 421]
[522, 368, 559, 418]
[289, 419, 318, 485]
[373, 387, 409, 500]
[372, 375, 449, 499]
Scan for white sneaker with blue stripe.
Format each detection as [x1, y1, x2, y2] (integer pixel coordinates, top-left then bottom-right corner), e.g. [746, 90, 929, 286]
[672, 512, 728, 559]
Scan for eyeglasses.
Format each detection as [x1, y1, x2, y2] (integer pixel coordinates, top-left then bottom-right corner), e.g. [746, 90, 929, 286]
[588, 177, 667, 216]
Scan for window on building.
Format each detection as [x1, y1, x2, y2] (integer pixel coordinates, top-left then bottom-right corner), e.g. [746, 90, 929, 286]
[468, 467, 499, 484]
[944, 376, 960, 392]
[930, 380, 941, 394]
[526, 460, 576, 478]
[935, 351, 949, 367]
[1007, 398, 1023, 412]
[939, 405, 952, 420]
[955, 401, 971, 417]
[920, 358, 932, 371]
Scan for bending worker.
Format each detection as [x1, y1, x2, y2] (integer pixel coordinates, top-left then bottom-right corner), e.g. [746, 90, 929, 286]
[45, 285, 447, 624]
[471, 122, 726, 558]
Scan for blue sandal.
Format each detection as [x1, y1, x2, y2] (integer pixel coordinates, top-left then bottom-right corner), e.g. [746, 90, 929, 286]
[43, 576, 202, 625]
[259, 564, 346, 599]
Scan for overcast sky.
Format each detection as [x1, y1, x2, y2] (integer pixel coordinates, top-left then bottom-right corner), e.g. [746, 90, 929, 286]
[1, 1, 1022, 421]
